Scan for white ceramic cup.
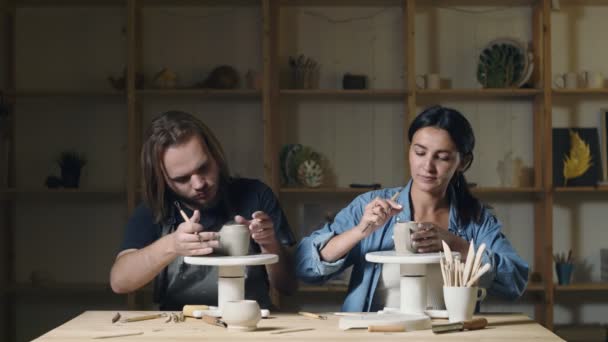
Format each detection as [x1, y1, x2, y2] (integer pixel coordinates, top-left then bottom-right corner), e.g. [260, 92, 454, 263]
[222, 300, 261, 331]
[553, 72, 578, 89]
[416, 73, 441, 90]
[217, 224, 250, 256]
[393, 221, 420, 254]
[443, 286, 487, 322]
[580, 71, 604, 88]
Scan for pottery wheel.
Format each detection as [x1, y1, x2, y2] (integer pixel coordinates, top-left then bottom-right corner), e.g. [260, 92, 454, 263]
[184, 253, 278, 313]
[366, 251, 459, 316]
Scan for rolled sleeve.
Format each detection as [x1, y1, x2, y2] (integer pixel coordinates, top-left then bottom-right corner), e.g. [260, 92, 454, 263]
[296, 193, 370, 285]
[308, 231, 347, 274]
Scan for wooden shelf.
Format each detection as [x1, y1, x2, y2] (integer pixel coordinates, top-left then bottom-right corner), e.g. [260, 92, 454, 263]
[552, 88, 608, 95]
[526, 282, 545, 292]
[555, 283, 608, 292]
[0, 188, 125, 200]
[141, 0, 261, 7]
[11, 90, 124, 97]
[14, 0, 125, 7]
[280, 0, 404, 7]
[280, 187, 378, 194]
[471, 186, 541, 195]
[417, 0, 538, 6]
[554, 186, 608, 193]
[137, 89, 261, 98]
[280, 89, 408, 99]
[417, 88, 543, 98]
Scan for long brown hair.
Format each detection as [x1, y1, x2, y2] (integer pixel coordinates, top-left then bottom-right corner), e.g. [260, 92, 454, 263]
[141, 110, 231, 223]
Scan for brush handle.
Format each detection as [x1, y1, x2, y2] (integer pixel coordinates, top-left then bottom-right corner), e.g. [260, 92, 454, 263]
[368, 325, 406, 332]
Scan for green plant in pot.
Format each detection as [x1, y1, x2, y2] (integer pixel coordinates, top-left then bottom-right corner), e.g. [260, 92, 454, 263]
[57, 151, 87, 188]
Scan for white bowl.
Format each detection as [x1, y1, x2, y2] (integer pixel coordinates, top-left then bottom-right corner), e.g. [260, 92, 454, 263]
[222, 300, 261, 331]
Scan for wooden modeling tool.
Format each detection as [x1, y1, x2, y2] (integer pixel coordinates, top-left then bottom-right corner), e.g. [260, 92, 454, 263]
[298, 311, 327, 320]
[362, 189, 402, 233]
[432, 318, 488, 334]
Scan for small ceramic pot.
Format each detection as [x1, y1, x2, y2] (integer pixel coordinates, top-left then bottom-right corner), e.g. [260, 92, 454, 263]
[222, 300, 261, 331]
[217, 224, 250, 256]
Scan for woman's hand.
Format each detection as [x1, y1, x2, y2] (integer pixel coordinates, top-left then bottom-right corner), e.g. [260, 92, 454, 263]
[410, 222, 467, 256]
[358, 197, 403, 236]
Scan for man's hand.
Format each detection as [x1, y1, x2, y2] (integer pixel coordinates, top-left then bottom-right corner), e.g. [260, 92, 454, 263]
[172, 210, 219, 256]
[235, 211, 278, 249]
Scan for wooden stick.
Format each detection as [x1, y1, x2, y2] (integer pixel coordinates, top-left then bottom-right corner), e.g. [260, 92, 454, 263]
[121, 313, 165, 323]
[368, 325, 406, 332]
[439, 253, 447, 285]
[271, 328, 315, 334]
[466, 263, 491, 287]
[442, 240, 453, 267]
[174, 201, 191, 223]
[362, 189, 402, 233]
[470, 243, 486, 282]
[298, 311, 327, 320]
[462, 241, 475, 286]
[93, 332, 143, 339]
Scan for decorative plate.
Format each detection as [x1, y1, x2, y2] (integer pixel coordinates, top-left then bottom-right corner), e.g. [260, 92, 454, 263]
[477, 38, 533, 88]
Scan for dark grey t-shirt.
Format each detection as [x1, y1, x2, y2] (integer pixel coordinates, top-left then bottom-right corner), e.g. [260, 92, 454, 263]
[119, 178, 295, 310]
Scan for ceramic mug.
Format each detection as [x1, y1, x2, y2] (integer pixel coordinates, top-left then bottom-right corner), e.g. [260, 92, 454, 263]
[217, 224, 250, 256]
[580, 71, 604, 88]
[553, 72, 578, 89]
[443, 286, 487, 322]
[393, 221, 422, 254]
[416, 73, 441, 90]
[222, 300, 261, 331]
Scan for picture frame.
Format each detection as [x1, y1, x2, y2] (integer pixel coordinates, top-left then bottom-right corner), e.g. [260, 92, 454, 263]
[552, 127, 603, 187]
[599, 108, 608, 182]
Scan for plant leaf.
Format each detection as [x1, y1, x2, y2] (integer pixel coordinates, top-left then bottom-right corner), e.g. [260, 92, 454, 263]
[563, 130, 593, 185]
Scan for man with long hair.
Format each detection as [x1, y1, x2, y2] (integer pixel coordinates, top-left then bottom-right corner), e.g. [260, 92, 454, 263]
[110, 110, 296, 310]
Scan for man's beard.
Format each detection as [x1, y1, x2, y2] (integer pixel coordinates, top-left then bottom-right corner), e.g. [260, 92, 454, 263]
[174, 188, 221, 211]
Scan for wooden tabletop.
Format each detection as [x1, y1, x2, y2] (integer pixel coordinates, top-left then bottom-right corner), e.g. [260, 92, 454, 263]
[35, 311, 564, 341]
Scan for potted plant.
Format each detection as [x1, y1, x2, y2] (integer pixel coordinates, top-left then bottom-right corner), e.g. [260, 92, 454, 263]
[57, 151, 87, 188]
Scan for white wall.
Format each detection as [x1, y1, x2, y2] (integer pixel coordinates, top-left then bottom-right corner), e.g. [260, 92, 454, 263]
[6, 3, 608, 339]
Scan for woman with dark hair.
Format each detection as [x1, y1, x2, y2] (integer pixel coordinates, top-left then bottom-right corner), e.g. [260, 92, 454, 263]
[296, 105, 528, 312]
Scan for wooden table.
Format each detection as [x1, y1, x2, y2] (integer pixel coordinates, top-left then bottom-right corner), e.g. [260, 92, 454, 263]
[35, 311, 564, 341]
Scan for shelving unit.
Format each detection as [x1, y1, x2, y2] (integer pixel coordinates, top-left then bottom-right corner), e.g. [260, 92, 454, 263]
[2, 1, 607, 340]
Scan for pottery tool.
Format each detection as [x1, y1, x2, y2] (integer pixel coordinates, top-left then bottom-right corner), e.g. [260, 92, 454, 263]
[298, 311, 327, 320]
[466, 263, 491, 287]
[333, 312, 364, 317]
[432, 317, 488, 334]
[470, 243, 486, 280]
[462, 241, 475, 285]
[368, 325, 406, 332]
[202, 315, 227, 328]
[183, 305, 209, 318]
[362, 189, 402, 233]
[111, 312, 121, 324]
[93, 332, 144, 339]
[174, 201, 191, 223]
[120, 313, 166, 323]
[339, 313, 430, 331]
[271, 328, 315, 334]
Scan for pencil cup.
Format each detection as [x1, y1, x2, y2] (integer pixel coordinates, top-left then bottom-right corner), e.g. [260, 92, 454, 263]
[443, 286, 486, 322]
[555, 263, 574, 285]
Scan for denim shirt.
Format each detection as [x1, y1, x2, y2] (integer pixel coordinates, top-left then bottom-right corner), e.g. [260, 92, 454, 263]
[295, 180, 529, 312]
